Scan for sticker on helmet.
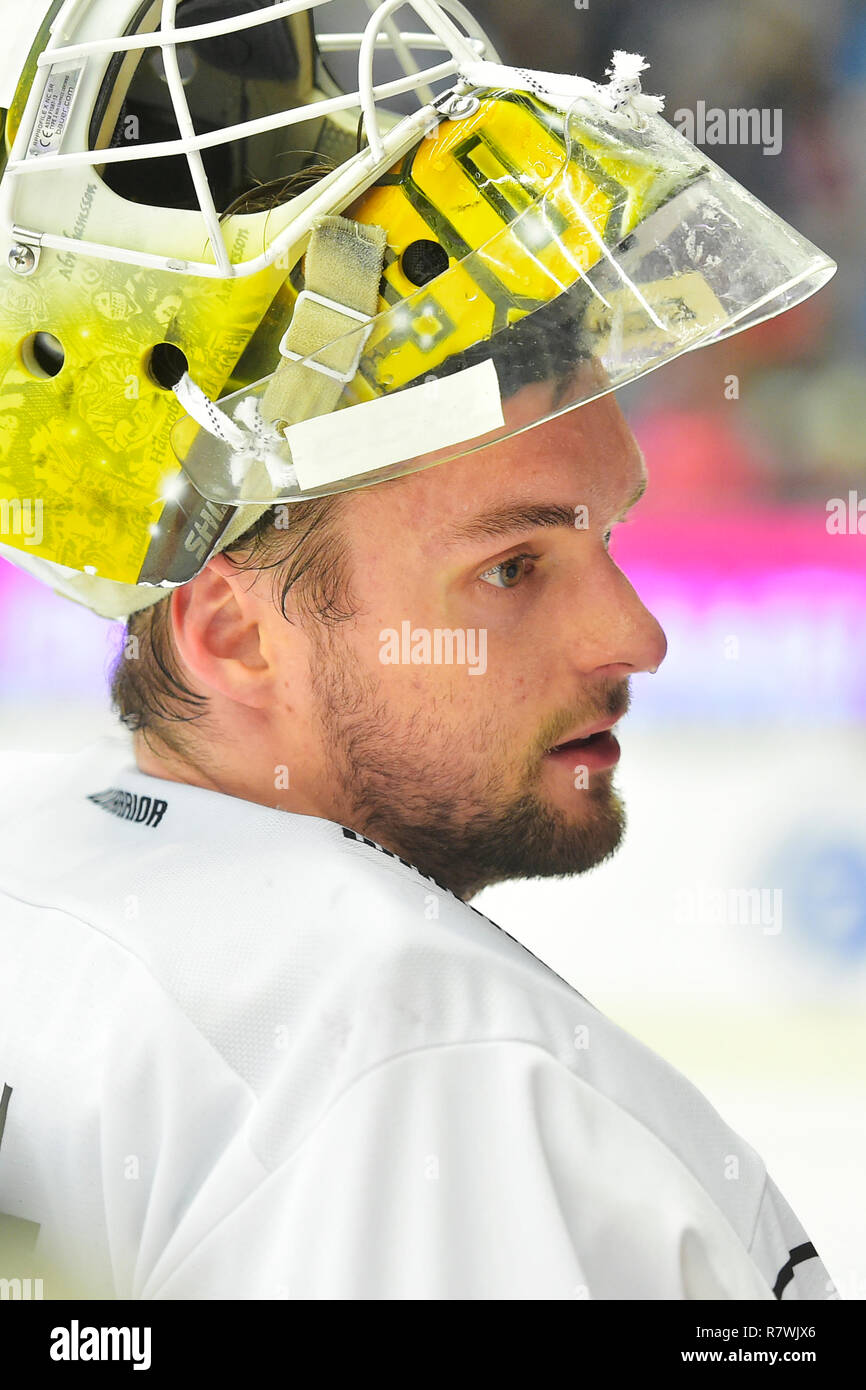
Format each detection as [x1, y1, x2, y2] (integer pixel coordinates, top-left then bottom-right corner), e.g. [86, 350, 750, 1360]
[27, 62, 84, 160]
[285, 358, 504, 491]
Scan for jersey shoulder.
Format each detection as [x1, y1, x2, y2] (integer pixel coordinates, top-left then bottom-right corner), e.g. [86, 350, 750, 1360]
[0, 739, 798, 1275]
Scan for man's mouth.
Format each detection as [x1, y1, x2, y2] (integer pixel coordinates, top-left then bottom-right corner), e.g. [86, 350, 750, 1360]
[544, 726, 621, 771]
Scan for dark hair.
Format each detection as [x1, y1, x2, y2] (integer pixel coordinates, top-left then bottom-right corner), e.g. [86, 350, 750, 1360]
[110, 494, 352, 756]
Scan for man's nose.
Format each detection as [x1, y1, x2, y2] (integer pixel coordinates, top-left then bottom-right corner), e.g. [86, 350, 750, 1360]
[569, 564, 668, 679]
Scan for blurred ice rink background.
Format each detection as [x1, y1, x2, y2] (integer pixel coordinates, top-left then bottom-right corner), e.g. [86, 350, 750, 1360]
[1, 0, 863, 1297]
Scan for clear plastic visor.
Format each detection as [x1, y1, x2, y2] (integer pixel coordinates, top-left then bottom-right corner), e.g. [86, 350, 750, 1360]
[173, 102, 836, 506]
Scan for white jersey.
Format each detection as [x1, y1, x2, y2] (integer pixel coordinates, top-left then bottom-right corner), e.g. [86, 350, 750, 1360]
[0, 737, 831, 1300]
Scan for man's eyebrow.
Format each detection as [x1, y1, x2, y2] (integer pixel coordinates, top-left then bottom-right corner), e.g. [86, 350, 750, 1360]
[444, 476, 648, 547]
[446, 503, 578, 545]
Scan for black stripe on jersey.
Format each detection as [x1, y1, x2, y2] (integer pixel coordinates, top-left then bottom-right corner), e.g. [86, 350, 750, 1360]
[0, 1081, 10, 1148]
[0, 1084, 42, 1258]
[773, 1242, 819, 1298]
[340, 825, 448, 892]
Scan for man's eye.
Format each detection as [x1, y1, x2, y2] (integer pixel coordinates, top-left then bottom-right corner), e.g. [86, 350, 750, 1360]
[479, 552, 537, 590]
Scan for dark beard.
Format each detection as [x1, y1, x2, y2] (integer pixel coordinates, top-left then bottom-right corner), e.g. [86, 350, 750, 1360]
[353, 779, 626, 900]
[310, 628, 627, 900]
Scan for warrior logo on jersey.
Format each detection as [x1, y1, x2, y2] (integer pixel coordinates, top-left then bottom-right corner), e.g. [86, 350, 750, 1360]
[87, 787, 168, 828]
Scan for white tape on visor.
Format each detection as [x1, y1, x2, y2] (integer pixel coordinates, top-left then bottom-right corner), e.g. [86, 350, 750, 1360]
[284, 358, 505, 491]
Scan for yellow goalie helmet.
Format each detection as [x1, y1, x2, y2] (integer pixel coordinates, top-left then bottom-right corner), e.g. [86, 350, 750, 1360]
[0, 0, 836, 618]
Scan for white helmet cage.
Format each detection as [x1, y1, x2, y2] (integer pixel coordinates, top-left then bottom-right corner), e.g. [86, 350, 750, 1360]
[1, 0, 499, 279]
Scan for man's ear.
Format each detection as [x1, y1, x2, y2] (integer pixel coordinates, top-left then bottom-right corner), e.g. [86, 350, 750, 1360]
[169, 554, 274, 710]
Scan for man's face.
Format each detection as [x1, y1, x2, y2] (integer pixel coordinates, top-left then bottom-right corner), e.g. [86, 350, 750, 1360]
[289, 385, 667, 899]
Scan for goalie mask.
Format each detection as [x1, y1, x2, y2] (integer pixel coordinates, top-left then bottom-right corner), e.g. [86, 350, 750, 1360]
[0, 0, 836, 618]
